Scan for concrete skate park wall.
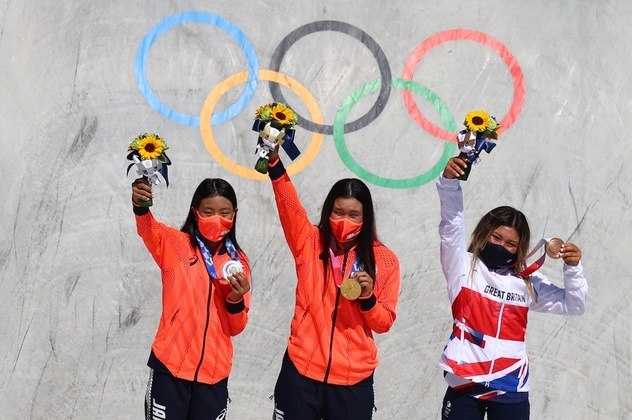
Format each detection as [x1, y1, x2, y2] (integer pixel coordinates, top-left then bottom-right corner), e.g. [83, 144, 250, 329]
[1, 1, 630, 418]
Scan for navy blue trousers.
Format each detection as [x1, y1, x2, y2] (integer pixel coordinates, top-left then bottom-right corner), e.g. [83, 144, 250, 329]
[441, 386, 530, 420]
[145, 368, 229, 420]
[273, 351, 375, 420]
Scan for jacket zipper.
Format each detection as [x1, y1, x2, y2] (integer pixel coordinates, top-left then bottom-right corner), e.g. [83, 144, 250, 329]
[194, 274, 213, 382]
[486, 299, 506, 387]
[323, 250, 348, 383]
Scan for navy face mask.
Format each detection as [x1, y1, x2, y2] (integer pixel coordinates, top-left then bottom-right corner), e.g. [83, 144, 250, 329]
[479, 242, 518, 270]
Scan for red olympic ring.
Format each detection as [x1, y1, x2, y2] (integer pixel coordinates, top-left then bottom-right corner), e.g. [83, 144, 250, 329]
[401, 29, 525, 143]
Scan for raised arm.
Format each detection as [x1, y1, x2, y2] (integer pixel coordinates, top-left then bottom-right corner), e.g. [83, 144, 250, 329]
[132, 178, 185, 270]
[266, 151, 318, 258]
[436, 158, 471, 302]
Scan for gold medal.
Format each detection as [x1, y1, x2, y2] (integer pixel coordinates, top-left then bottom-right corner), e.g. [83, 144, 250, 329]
[546, 237, 564, 259]
[340, 278, 361, 300]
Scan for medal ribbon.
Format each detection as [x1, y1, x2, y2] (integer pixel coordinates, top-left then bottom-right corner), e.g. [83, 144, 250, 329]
[328, 237, 362, 287]
[195, 232, 240, 280]
[515, 238, 549, 277]
[223, 237, 239, 261]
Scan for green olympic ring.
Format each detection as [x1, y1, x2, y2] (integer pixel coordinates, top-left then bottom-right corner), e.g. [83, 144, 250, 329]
[333, 78, 457, 189]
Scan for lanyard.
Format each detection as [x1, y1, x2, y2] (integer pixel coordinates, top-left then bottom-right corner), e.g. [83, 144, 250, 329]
[328, 237, 362, 287]
[195, 232, 239, 280]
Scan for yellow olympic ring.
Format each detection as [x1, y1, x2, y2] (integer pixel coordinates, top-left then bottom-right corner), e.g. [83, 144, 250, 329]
[200, 70, 324, 180]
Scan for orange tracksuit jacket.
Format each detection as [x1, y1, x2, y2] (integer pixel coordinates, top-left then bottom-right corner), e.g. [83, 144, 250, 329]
[135, 209, 250, 385]
[271, 170, 400, 386]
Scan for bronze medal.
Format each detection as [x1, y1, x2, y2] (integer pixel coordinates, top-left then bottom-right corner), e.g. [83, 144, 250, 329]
[340, 278, 361, 300]
[546, 237, 564, 259]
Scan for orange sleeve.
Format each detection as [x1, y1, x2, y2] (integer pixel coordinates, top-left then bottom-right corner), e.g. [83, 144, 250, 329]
[360, 245, 400, 333]
[271, 173, 319, 260]
[135, 211, 188, 271]
[225, 251, 251, 336]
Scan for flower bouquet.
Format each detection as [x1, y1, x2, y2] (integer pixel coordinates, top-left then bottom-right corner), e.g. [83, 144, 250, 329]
[456, 110, 500, 181]
[251, 102, 300, 174]
[126, 133, 172, 207]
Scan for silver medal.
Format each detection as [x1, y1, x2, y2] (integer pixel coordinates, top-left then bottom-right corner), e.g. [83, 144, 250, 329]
[222, 260, 243, 279]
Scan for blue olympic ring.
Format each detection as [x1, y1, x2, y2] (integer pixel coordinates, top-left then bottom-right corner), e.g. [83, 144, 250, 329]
[136, 14, 525, 189]
[135, 11, 258, 126]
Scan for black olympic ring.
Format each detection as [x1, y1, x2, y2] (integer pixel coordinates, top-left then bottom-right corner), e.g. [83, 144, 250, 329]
[268, 20, 392, 135]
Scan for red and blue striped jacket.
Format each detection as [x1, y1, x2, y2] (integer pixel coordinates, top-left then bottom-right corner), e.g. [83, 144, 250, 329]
[436, 175, 587, 397]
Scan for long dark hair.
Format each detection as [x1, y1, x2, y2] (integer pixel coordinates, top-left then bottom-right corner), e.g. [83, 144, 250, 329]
[318, 178, 377, 279]
[181, 178, 241, 250]
[469, 205, 531, 278]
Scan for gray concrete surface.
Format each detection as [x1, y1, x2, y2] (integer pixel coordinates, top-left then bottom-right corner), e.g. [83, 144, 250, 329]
[1, 0, 630, 418]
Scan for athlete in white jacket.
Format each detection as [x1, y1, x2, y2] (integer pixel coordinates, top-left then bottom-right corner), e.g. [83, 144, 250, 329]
[437, 156, 587, 420]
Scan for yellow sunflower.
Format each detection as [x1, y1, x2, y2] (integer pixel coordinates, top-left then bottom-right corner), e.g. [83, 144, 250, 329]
[255, 104, 272, 120]
[464, 110, 490, 132]
[136, 134, 167, 160]
[270, 103, 298, 126]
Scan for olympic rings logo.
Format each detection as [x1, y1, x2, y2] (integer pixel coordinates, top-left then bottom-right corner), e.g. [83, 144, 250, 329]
[136, 12, 525, 188]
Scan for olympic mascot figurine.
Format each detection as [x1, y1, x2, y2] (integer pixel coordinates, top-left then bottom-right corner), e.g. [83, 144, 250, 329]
[456, 110, 500, 181]
[252, 102, 300, 174]
[126, 133, 171, 207]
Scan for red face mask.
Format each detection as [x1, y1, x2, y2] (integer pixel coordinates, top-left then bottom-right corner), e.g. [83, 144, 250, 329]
[329, 216, 362, 244]
[196, 211, 234, 242]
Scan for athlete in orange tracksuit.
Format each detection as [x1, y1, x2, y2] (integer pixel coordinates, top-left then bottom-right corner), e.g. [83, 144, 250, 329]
[132, 177, 251, 420]
[266, 151, 401, 420]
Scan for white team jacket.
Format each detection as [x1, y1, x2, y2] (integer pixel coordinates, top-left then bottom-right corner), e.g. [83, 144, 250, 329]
[436, 175, 587, 394]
